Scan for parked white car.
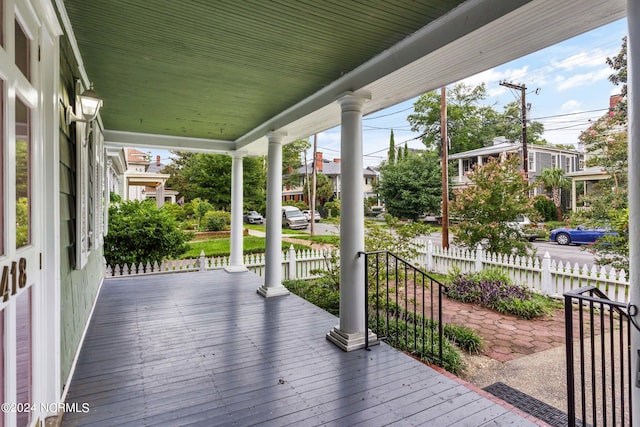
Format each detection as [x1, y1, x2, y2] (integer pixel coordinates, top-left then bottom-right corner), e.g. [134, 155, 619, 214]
[505, 216, 539, 241]
[282, 206, 308, 229]
[302, 210, 321, 222]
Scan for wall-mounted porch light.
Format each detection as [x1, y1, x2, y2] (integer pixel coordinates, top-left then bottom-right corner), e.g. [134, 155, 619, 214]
[66, 83, 103, 125]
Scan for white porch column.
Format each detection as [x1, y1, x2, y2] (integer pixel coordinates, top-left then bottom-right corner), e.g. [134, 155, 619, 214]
[155, 183, 165, 208]
[258, 131, 289, 297]
[327, 91, 377, 351]
[226, 152, 248, 273]
[626, 3, 640, 423]
[571, 178, 577, 212]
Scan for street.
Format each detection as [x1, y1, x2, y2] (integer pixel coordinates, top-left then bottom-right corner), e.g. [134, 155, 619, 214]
[307, 222, 601, 268]
[427, 231, 598, 268]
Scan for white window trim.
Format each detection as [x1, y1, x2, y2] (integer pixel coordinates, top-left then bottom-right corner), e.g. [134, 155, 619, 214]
[528, 152, 536, 172]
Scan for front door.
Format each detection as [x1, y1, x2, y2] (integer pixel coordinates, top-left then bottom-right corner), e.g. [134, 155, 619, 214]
[1, 1, 44, 426]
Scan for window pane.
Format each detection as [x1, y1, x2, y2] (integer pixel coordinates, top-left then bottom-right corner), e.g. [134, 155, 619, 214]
[15, 19, 30, 81]
[16, 98, 30, 248]
[16, 288, 32, 427]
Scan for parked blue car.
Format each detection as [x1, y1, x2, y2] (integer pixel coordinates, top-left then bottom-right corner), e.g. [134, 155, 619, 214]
[549, 225, 614, 245]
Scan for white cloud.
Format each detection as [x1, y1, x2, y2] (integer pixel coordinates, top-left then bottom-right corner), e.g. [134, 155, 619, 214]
[462, 66, 529, 88]
[555, 68, 611, 91]
[551, 49, 611, 71]
[560, 100, 582, 112]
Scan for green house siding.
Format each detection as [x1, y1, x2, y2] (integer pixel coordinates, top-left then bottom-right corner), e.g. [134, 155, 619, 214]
[58, 31, 104, 388]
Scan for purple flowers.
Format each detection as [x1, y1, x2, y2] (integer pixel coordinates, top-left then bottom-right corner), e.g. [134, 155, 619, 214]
[447, 274, 530, 308]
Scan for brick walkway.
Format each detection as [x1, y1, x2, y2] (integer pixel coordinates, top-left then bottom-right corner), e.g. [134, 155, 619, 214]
[400, 286, 601, 363]
[440, 298, 567, 362]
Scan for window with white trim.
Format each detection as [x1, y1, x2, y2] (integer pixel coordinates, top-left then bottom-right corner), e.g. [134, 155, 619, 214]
[528, 153, 536, 172]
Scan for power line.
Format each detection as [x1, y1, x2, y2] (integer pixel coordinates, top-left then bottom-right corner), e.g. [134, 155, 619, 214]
[363, 105, 414, 120]
[530, 108, 608, 121]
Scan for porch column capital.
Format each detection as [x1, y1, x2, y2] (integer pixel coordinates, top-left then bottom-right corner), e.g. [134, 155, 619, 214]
[266, 130, 287, 144]
[336, 90, 371, 112]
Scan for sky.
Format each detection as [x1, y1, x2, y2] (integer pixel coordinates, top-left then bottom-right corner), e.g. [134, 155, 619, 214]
[148, 17, 628, 168]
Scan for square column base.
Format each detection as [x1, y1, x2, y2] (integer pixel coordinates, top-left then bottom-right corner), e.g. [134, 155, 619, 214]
[224, 265, 249, 273]
[257, 284, 290, 298]
[326, 326, 379, 351]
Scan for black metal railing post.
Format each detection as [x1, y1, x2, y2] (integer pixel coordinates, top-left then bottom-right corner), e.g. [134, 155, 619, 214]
[565, 293, 576, 427]
[564, 286, 635, 426]
[361, 250, 447, 369]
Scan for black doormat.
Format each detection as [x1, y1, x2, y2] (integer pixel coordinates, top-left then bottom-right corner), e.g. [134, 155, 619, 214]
[483, 382, 588, 427]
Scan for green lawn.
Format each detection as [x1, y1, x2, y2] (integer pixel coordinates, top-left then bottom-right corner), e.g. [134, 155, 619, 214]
[243, 223, 310, 236]
[181, 236, 309, 258]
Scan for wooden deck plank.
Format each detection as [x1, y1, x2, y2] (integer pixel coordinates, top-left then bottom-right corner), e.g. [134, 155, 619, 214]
[62, 270, 541, 426]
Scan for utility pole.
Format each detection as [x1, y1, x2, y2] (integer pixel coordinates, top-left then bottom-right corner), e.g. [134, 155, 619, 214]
[440, 87, 449, 249]
[499, 81, 528, 181]
[311, 133, 317, 236]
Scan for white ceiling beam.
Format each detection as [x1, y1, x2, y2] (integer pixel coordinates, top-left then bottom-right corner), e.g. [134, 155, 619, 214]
[103, 130, 236, 154]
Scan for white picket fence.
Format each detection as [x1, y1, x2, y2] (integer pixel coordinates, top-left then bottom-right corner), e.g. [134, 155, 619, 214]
[105, 245, 335, 282]
[106, 239, 630, 304]
[413, 239, 630, 304]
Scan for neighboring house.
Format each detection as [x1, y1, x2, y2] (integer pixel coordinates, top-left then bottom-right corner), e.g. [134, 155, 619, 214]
[566, 166, 612, 211]
[109, 149, 173, 207]
[283, 152, 379, 203]
[449, 137, 582, 206]
[567, 95, 627, 211]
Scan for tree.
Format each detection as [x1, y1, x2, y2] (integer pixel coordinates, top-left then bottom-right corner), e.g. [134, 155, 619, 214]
[450, 155, 536, 256]
[408, 82, 546, 154]
[408, 82, 500, 154]
[536, 168, 569, 221]
[607, 36, 627, 97]
[574, 37, 628, 268]
[494, 101, 546, 145]
[388, 130, 396, 165]
[376, 152, 442, 220]
[314, 173, 335, 203]
[104, 200, 192, 267]
[283, 139, 311, 188]
[165, 152, 266, 210]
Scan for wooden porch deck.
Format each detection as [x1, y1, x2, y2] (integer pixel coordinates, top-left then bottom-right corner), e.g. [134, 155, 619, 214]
[62, 270, 543, 426]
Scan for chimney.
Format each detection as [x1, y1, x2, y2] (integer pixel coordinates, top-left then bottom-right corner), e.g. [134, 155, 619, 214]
[333, 158, 341, 163]
[315, 152, 323, 172]
[610, 94, 623, 110]
[156, 155, 161, 167]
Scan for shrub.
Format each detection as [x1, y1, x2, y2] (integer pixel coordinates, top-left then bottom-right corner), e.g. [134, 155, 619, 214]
[105, 200, 192, 267]
[163, 203, 187, 222]
[493, 296, 550, 320]
[533, 196, 556, 222]
[447, 268, 549, 319]
[285, 279, 340, 315]
[203, 210, 231, 231]
[443, 323, 483, 354]
[323, 200, 340, 217]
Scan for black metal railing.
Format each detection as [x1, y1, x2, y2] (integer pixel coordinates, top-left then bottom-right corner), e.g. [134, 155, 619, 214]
[564, 285, 636, 427]
[360, 250, 449, 369]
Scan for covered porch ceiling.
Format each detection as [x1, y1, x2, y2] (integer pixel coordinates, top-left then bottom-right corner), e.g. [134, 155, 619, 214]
[61, 0, 626, 156]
